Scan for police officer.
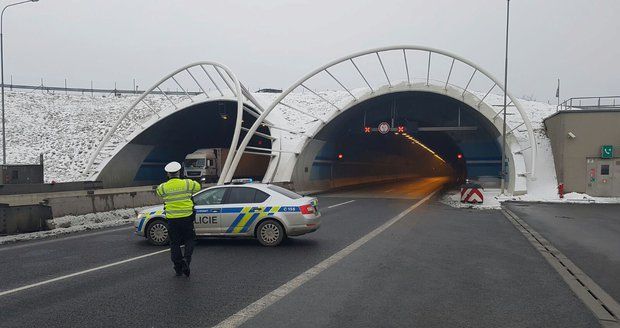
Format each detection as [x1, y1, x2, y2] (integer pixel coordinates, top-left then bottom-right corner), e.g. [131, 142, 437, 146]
[156, 161, 201, 277]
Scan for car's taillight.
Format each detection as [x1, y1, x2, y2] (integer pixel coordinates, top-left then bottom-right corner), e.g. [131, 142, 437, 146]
[300, 204, 315, 215]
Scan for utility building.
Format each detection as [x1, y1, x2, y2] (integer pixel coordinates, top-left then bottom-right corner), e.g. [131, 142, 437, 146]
[545, 109, 620, 196]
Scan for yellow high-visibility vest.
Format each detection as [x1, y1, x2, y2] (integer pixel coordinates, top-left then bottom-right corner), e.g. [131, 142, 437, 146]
[156, 178, 201, 219]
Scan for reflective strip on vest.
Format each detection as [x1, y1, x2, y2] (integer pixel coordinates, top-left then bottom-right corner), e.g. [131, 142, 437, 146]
[156, 178, 201, 219]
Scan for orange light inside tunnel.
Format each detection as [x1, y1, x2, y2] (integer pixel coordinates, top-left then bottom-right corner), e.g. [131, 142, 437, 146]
[337, 153, 344, 160]
[401, 133, 446, 164]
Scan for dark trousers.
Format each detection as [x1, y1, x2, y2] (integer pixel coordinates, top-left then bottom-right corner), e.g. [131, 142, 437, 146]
[167, 214, 196, 270]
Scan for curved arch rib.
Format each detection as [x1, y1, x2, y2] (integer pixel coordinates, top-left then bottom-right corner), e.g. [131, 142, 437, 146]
[83, 61, 245, 185]
[226, 45, 537, 185]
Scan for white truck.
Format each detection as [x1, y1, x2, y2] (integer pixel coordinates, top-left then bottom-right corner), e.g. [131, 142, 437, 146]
[183, 148, 269, 183]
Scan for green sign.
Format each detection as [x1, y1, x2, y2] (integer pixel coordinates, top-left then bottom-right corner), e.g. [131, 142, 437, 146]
[601, 145, 613, 159]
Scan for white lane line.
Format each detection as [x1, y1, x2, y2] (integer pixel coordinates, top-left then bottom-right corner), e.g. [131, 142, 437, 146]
[326, 200, 356, 209]
[214, 188, 440, 328]
[0, 249, 169, 298]
[0, 225, 133, 252]
[384, 189, 394, 193]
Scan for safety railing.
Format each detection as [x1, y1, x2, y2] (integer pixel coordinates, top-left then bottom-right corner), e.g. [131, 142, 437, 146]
[557, 96, 620, 111]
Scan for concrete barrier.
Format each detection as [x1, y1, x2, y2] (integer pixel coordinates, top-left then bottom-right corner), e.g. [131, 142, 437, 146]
[0, 181, 103, 195]
[0, 185, 158, 207]
[0, 204, 53, 235]
[43, 189, 162, 217]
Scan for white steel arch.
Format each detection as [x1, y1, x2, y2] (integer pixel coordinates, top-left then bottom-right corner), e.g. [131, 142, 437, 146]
[228, 45, 537, 194]
[84, 61, 268, 185]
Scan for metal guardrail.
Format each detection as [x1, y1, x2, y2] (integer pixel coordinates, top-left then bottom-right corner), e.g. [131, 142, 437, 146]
[0, 83, 201, 96]
[557, 96, 620, 111]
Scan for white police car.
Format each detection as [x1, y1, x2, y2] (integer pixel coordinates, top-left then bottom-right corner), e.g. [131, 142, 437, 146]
[134, 181, 320, 247]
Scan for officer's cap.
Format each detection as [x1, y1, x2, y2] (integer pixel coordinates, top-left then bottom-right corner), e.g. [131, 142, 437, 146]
[164, 161, 182, 173]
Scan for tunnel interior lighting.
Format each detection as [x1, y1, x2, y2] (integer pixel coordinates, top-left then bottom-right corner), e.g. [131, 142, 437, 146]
[400, 133, 446, 164]
[337, 153, 344, 160]
[457, 153, 463, 159]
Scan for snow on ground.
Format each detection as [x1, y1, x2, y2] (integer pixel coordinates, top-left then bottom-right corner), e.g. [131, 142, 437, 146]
[5, 91, 175, 182]
[6, 89, 560, 185]
[6, 88, 615, 205]
[3, 87, 617, 240]
[441, 189, 502, 210]
[440, 187, 620, 211]
[0, 207, 146, 245]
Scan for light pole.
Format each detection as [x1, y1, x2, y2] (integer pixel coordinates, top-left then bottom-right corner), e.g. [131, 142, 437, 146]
[1, 0, 38, 165]
[500, 0, 510, 195]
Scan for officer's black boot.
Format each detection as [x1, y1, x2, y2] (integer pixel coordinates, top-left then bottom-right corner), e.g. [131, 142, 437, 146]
[174, 264, 183, 276]
[182, 260, 190, 277]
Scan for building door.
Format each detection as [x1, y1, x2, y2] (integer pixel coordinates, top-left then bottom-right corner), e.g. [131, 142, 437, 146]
[614, 159, 620, 196]
[586, 158, 614, 196]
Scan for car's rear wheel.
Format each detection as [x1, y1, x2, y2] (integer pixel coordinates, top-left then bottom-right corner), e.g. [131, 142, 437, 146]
[256, 220, 285, 247]
[147, 219, 169, 246]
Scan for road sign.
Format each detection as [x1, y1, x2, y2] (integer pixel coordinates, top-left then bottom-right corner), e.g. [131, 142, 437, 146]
[460, 187, 484, 204]
[378, 122, 390, 134]
[601, 145, 613, 159]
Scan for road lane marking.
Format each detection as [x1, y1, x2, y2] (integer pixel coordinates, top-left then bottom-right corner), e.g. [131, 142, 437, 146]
[214, 188, 441, 328]
[0, 249, 169, 298]
[502, 208, 620, 327]
[0, 225, 133, 252]
[384, 189, 394, 192]
[326, 200, 355, 209]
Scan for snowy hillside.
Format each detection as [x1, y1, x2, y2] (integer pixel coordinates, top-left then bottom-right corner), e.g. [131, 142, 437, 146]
[6, 90, 559, 193]
[4, 91, 177, 182]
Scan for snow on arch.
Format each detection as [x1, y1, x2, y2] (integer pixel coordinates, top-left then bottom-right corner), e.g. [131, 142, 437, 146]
[232, 45, 537, 195]
[84, 61, 270, 186]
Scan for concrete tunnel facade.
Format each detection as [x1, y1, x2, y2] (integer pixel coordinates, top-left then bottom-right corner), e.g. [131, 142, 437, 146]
[289, 90, 503, 192]
[90, 47, 536, 195]
[96, 99, 271, 187]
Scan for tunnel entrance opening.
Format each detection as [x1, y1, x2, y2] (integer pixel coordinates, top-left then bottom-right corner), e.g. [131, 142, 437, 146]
[293, 91, 502, 192]
[97, 100, 271, 187]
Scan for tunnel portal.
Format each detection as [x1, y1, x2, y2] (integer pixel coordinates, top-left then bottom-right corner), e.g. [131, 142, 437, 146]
[293, 91, 502, 191]
[97, 100, 271, 187]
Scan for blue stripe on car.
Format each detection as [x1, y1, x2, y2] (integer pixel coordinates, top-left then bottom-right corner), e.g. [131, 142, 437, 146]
[222, 207, 244, 213]
[226, 213, 246, 233]
[240, 213, 260, 233]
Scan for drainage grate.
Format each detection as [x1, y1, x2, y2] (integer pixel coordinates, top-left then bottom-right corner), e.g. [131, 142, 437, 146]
[502, 208, 620, 328]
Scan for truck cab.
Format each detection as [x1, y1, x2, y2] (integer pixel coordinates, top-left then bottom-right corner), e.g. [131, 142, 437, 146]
[184, 149, 219, 182]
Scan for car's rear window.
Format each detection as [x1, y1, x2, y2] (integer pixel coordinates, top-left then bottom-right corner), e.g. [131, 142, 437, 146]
[267, 185, 303, 199]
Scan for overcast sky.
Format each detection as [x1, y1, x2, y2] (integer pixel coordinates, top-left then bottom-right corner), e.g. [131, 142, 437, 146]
[5, 0, 619, 102]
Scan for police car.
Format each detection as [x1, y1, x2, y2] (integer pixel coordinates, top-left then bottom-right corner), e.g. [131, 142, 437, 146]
[134, 180, 321, 247]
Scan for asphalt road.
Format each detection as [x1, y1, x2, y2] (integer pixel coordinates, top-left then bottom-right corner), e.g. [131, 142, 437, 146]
[505, 202, 620, 303]
[0, 179, 602, 327]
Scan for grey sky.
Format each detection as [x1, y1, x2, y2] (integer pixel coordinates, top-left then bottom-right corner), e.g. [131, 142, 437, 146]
[5, 0, 619, 102]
